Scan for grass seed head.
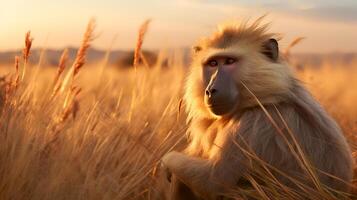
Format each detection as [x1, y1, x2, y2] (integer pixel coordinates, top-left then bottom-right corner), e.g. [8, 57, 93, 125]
[134, 19, 151, 69]
[23, 31, 33, 63]
[73, 19, 96, 78]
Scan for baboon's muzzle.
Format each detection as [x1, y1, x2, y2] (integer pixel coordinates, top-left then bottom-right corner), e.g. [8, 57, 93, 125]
[204, 69, 238, 116]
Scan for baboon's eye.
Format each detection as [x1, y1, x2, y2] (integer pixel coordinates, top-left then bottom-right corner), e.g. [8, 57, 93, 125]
[207, 60, 218, 67]
[225, 57, 236, 65]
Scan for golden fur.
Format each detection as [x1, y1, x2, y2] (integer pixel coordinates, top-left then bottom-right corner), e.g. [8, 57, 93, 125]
[161, 18, 353, 200]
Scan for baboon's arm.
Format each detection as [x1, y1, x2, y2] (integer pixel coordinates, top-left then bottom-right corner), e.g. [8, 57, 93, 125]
[162, 139, 245, 199]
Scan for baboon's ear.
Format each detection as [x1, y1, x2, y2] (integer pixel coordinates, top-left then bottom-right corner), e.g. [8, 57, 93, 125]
[262, 39, 279, 61]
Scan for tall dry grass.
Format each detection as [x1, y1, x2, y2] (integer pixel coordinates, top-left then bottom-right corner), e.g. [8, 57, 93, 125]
[0, 20, 356, 200]
[20, 31, 33, 81]
[134, 19, 151, 70]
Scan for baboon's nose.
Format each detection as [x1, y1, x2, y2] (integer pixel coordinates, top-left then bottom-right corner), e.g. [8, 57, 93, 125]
[205, 88, 217, 98]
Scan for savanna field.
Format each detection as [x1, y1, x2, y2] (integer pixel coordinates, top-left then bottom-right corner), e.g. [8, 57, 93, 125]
[0, 20, 356, 200]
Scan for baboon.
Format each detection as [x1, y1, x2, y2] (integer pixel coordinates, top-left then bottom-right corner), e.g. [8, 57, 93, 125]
[161, 18, 353, 200]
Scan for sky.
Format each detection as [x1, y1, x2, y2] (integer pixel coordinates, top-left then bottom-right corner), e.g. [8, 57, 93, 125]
[1, 0, 357, 53]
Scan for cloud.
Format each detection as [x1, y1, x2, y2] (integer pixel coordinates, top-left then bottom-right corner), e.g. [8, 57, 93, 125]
[176, 0, 357, 23]
[300, 6, 357, 22]
[262, 1, 357, 23]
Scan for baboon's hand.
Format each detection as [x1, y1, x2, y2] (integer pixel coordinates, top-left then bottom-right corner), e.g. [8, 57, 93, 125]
[161, 152, 178, 182]
[160, 161, 172, 182]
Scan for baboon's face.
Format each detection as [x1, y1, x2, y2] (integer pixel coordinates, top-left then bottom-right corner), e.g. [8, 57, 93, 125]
[202, 56, 239, 116]
[190, 38, 279, 117]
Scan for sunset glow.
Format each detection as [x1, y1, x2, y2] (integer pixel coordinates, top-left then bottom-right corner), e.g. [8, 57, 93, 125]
[1, 0, 357, 53]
